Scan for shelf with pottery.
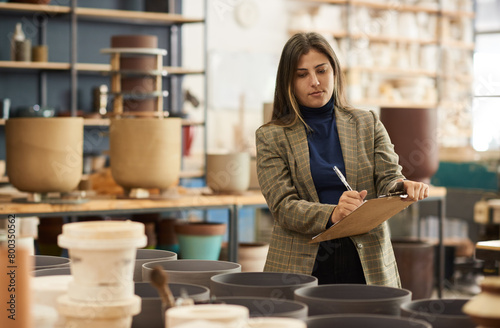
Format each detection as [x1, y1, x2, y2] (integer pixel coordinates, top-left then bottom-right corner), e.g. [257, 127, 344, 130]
[352, 100, 438, 109]
[0, 3, 204, 25]
[0, 61, 204, 75]
[346, 66, 437, 78]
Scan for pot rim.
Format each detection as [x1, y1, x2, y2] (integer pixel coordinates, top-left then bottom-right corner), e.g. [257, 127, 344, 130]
[211, 272, 318, 289]
[294, 284, 411, 303]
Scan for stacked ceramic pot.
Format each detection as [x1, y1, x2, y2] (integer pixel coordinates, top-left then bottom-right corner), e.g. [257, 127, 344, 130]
[102, 35, 182, 195]
[56, 221, 147, 327]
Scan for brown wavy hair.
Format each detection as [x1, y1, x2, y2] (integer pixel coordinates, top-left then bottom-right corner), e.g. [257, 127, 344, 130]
[269, 32, 351, 127]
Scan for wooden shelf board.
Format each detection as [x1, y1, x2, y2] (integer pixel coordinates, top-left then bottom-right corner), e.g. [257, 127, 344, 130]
[75, 7, 204, 24]
[441, 10, 475, 18]
[289, 29, 348, 38]
[300, 0, 347, 4]
[76, 63, 204, 75]
[350, 33, 438, 45]
[352, 100, 438, 109]
[0, 118, 203, 127]
[351, 1, 439, 14]
[0, 2, 70, 14]
[442, 40, 475, 50]
[347, 66, 437, 77]
[0, 61, 70, 70]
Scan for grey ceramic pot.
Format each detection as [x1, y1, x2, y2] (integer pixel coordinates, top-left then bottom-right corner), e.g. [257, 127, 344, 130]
[305, 314, 432, 328]
[142, 259, 241, 288]
[400, 298, 476, 328]
[294, 284, 412, 316]
[33, 267, 72, 277]
[134, 249, 177, 281]
[211, 272, 318, 300]
[32, 255, 71, 271]
[216, 296, 308, 319]
[132, 282, 210, 328]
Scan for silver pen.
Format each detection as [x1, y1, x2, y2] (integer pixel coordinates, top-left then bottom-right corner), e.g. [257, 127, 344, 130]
[333, 166, 353, 191]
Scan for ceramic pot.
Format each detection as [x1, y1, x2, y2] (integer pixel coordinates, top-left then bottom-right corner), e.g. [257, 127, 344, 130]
[400, 298, 475, 328]
[33, 267, 71, 277]
[237, 242, 269, 272]
[6, 117, 83, 193]
[392, 238, 435, 299]
[174, 222, 226, 260]
[463, 276, 500, 327]
[32, 275, 73, 327]
[165, 304, 249, 328]
[133, 249, 177, 282]
[123, 98, 157, 112]
[157, 218, 180, 253]
[206, 153, 251, 193]
[210, 272, 318, 300]
[32, 255, 70, 271]
[294, 284, 412, 316]
[58, 221, 147, 302]
[111, 35, 158, 49]
[380, 107, 439, 184]
[132, 282, 210, 328]
[246, 317, 306, 328]
[216, 297, 308, 319]
[142, 259, 241, 289]
[57, 294, 141, 328]
[109, 118, 182, 191]
[305, 314, 431, 328]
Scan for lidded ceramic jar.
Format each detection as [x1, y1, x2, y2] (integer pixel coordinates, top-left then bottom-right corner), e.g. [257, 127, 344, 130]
[463, 276, 500, 327]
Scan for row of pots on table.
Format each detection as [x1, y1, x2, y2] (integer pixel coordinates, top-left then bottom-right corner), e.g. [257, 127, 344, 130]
[32, 254, 500, 328]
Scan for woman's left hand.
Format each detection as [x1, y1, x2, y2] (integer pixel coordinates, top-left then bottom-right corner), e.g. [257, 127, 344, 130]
[400, 179, 430, 201]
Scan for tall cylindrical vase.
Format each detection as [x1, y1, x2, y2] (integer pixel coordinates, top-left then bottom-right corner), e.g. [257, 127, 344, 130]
[380, 107, 439, 184]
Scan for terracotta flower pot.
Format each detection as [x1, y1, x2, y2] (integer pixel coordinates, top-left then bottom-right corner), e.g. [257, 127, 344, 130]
[174, 222, 226, 260]
[109, 118, 181, 191]
[6, 117, 84, 193]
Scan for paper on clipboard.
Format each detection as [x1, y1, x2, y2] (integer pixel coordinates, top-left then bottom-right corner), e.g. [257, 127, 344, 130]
[310, 195, 416, 243]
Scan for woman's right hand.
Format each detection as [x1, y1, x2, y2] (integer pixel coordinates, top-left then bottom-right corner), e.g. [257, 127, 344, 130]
[331, 190, 368, 224]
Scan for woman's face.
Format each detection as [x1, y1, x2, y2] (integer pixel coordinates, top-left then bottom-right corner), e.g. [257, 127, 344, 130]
[293, 49, 334, 108]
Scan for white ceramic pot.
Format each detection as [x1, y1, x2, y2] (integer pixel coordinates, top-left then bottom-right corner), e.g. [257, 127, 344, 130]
[165, 304, 249, 328]
[58, 221, 147, 302]
[206, 153, 250, 193]
[5, 117, 83, 193]
[109, 118, 182, 191]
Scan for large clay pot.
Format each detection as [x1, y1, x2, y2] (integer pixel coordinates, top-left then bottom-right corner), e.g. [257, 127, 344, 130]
[134, 249, 177, 282]
[392, 238, 435, 299]
[6, 117, 84, 193]
[142, 259, 241, 288]
[294, 284, 412, 316]
[380, 107, 439, 184]
[210, 272, 318, 300]
[305, 314, 431, 328]
[401, 298, 475, 328]
[206, 152, 251, 193]
[216, 297, 308, 319]
[109, 118, 181, 191]
[32, 255, 71, 271]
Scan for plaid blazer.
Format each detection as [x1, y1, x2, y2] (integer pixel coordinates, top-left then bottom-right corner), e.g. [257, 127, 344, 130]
[255, 106, 405, 287]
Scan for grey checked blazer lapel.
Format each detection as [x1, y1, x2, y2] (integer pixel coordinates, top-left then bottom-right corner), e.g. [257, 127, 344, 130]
[336, 107, 358, 190]
[284, 121, 320, 203]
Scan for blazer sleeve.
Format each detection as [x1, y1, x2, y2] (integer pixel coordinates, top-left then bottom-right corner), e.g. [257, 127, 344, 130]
[255, 125, 333, 236]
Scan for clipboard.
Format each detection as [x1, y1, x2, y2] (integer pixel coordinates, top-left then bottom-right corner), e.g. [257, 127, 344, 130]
[310, 195, 416, 243]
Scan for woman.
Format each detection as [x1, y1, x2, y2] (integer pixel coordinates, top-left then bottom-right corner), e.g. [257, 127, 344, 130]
[255, 32, 429, 287]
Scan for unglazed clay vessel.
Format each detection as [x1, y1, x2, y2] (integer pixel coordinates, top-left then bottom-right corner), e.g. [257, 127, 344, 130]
[6, 117, 83, 193]
[400, 298, 475, 328]
[294, 284, 411, 316]
[109, 118, 182, 191]
[206, 152, 251, 193]
[305, 314, 431, 328]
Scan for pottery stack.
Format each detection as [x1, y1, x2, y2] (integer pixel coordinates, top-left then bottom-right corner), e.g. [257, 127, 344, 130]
[56, 220, 147, 327]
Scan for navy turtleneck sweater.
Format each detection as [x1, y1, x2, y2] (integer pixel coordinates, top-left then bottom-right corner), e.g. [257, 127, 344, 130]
[300, 97, 366, 285]
[300, 97, 347, 212]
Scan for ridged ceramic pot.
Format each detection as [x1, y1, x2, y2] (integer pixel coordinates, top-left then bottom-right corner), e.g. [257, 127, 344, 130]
[109, 118, 181, 191]
[6, 117, 83, 193]
[206, 152, 250, 193]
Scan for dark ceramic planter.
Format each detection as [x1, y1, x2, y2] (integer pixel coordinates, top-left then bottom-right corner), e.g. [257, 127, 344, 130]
[32, 255, 71, 271]
[210, 272, 318, 300]
[216, 296, 308, 319]
[142, 259, 241, 288]
[33, 267, 72, 277]
[400, 298, 476, 328]
[294, 284, 412, 316]
[305, 314, 432, 328]
[134, 249, 177, 282]
[132, 282, 210, 328]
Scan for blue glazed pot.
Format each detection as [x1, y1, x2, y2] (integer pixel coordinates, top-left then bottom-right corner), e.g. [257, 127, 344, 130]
[174, 222, 226, 260]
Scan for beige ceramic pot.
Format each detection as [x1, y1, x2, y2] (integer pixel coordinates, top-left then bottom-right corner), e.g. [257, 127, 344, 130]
[109, 118, 181, 191]
[6, 117, 83, 193]
[206, 152, 250, 193]
[463, 277, 500, 327]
